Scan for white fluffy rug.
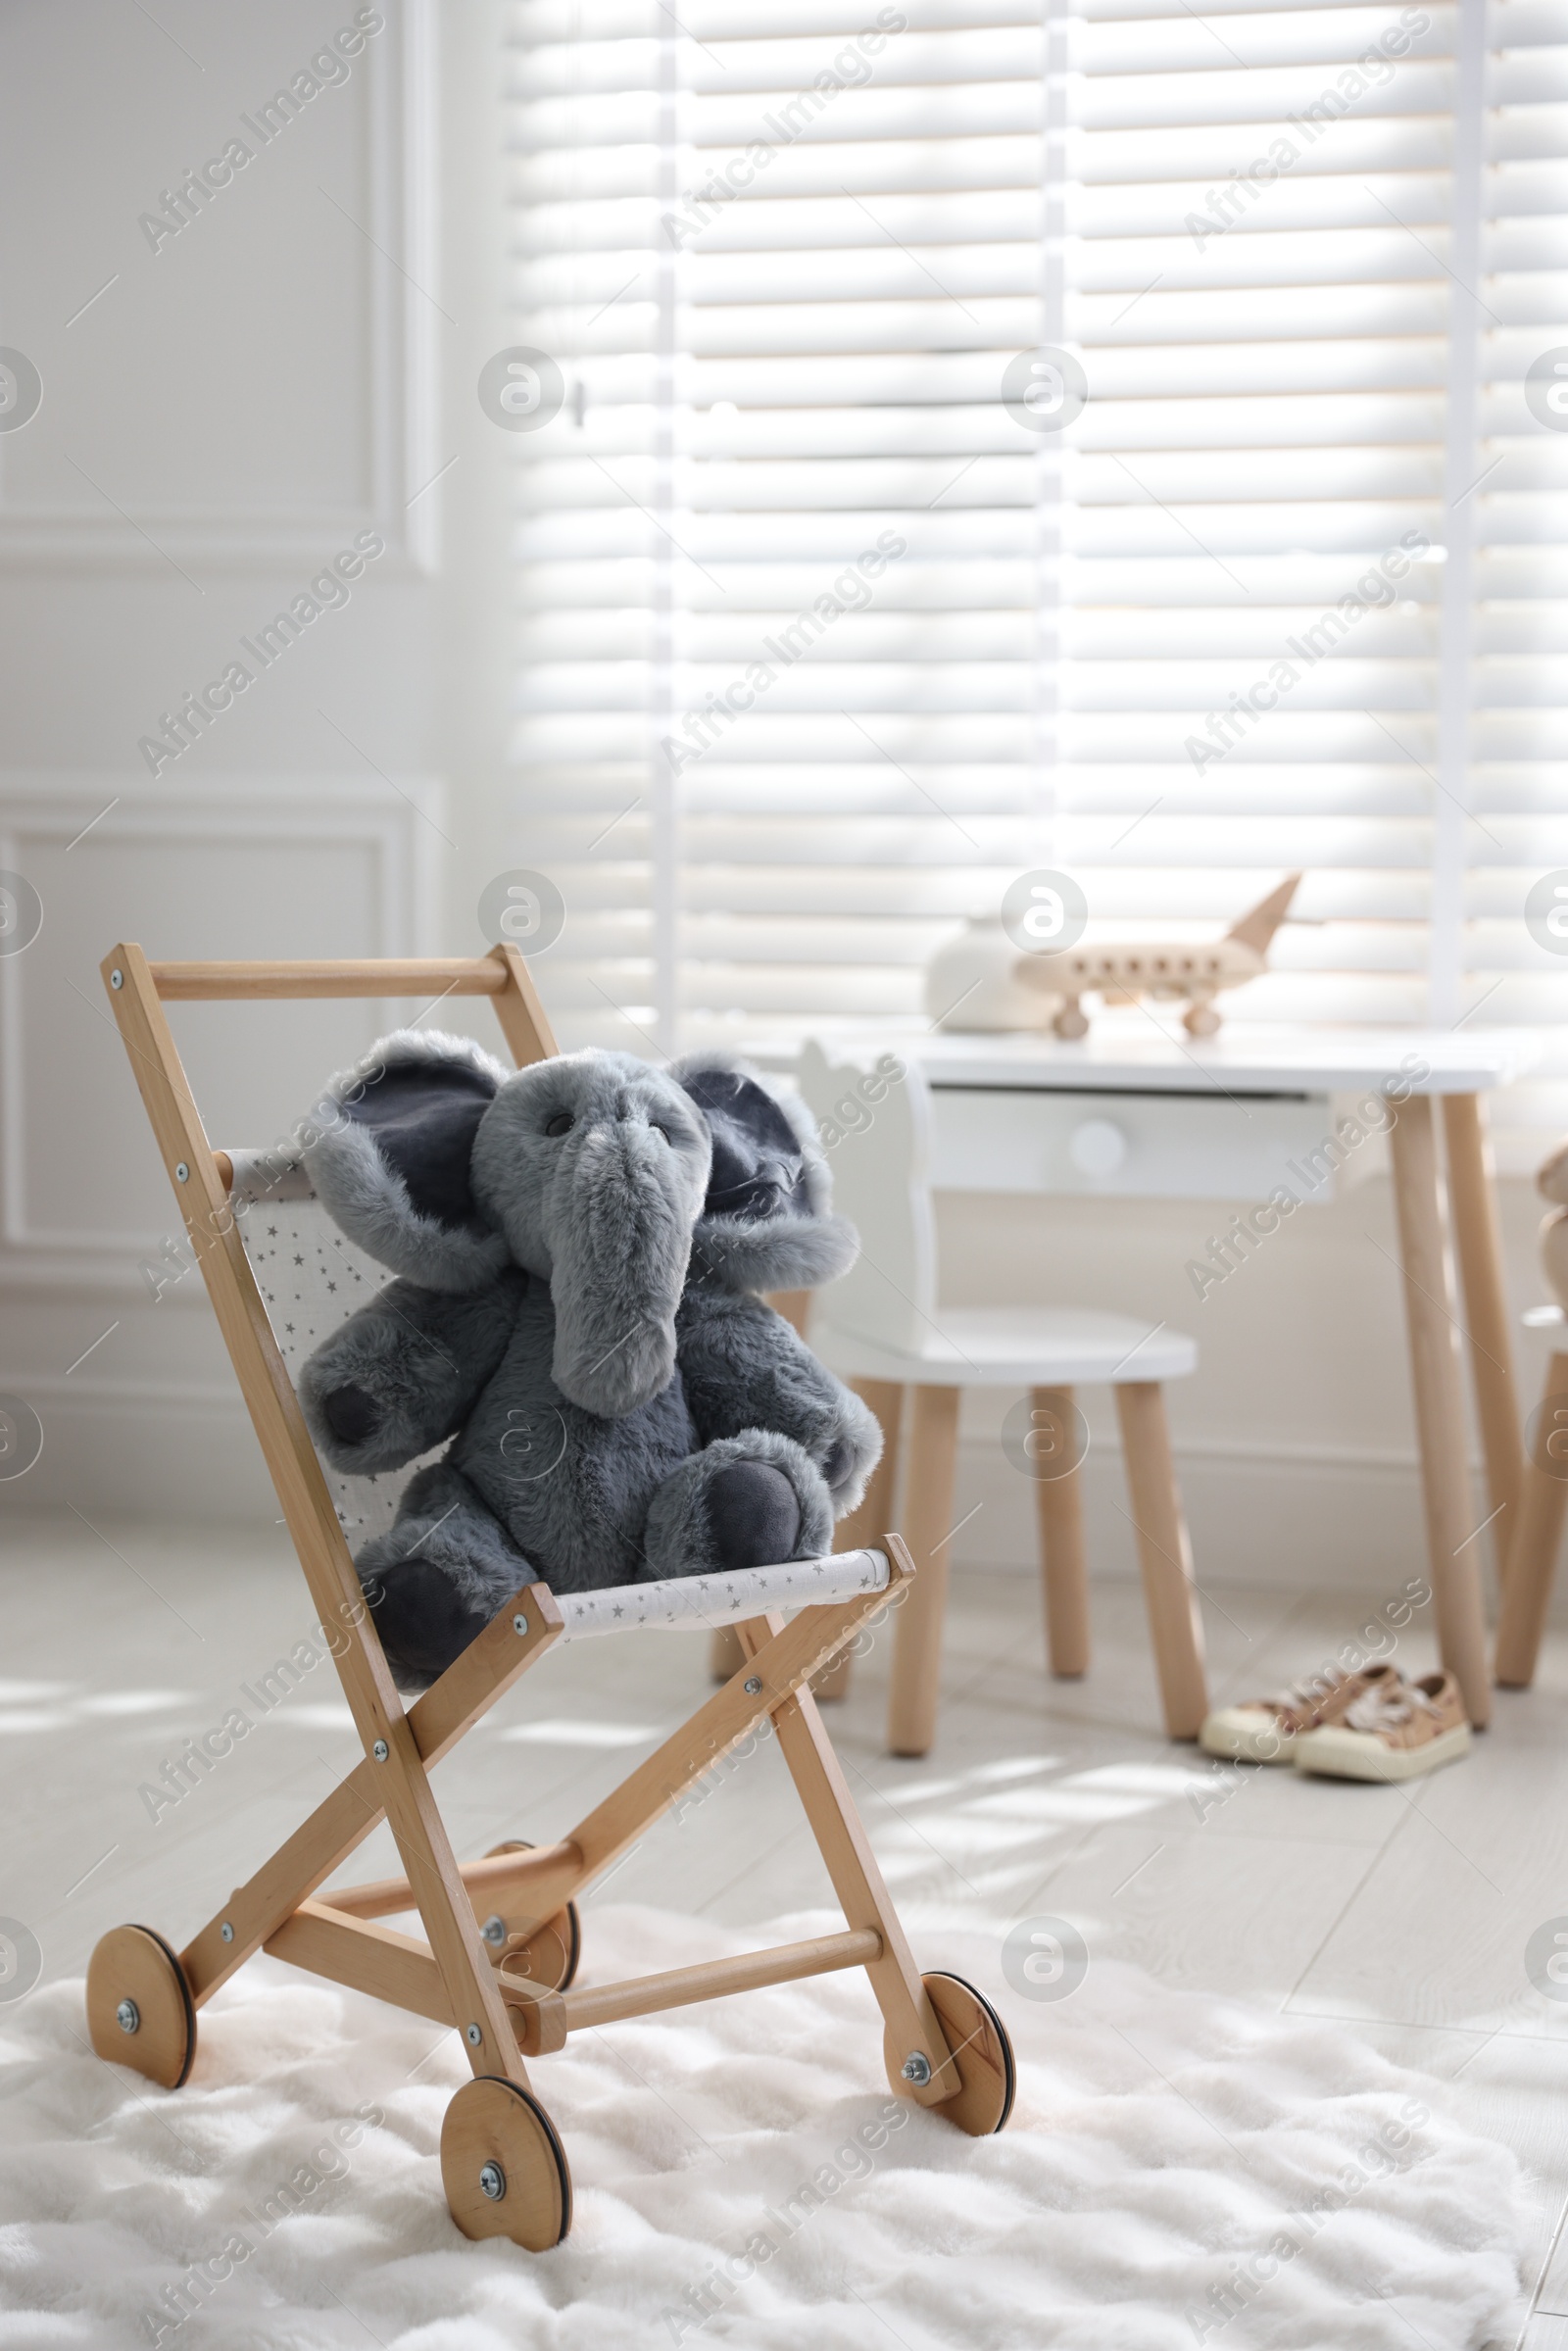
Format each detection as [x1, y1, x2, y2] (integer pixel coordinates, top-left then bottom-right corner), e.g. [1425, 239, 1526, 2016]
[0, 1905, 1531, 2350]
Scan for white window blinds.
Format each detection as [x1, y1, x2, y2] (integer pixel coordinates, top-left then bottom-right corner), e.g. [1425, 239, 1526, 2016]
[506, 0, 1568, 1164]
[1476, 0, 1568, 1159]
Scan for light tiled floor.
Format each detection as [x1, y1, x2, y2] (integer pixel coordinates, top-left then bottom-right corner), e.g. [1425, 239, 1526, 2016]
[5, 1506, 1568, 2344]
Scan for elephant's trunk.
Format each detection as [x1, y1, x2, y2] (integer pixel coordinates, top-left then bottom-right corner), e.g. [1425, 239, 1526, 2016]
[547, 1115, 701, 1416]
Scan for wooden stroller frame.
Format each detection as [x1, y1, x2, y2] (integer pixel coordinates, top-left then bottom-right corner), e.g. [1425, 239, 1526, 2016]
[85, 944, 1014, 2250]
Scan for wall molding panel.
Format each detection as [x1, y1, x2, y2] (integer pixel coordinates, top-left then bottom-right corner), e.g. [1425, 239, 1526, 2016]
[0, 0, 440, 575]
[0, 766, 445, 1519]
[0, 769, 443, 1294]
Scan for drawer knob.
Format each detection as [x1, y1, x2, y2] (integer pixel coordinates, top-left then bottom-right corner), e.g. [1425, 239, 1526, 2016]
[1068, 1118, 1128, 1177]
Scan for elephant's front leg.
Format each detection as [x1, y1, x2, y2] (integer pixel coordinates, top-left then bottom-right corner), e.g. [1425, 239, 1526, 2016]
[642, 1431, 834, 1582]
[355, 1462, 536, 1692]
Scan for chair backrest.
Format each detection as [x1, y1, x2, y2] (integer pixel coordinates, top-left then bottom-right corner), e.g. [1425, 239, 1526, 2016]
[227, 1149, 440, 1545]
[796, 1041, 938, 1351]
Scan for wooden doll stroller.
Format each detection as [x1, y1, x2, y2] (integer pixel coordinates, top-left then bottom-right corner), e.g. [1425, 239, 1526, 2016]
[84, 943, 1014, 2250]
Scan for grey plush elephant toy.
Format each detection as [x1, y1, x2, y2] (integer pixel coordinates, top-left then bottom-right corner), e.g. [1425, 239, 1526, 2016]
[293, 1032, 881, 1690]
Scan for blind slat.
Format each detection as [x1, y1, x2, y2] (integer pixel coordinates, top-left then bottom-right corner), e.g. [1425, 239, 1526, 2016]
[507, 0, 1568, 1164]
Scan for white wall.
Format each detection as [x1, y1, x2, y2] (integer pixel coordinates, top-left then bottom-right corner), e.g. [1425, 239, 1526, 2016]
[0, 1, 1554, 1623]
[0, 0, 517, 1515]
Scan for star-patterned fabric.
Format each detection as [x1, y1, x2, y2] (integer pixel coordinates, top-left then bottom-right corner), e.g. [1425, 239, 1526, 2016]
[227, 1151, 441, 1547]
[552, 1546, 890, 1638]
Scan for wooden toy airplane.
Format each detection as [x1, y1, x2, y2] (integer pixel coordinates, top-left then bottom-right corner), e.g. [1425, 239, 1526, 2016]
[927, 874, 1301, 1041]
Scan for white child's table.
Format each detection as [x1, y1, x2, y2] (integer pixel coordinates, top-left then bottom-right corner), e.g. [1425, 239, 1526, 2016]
[777, 1021, 1544, 1732]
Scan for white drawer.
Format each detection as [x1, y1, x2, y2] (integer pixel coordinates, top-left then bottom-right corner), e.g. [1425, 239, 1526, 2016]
[927, 1087, 1355, 1203]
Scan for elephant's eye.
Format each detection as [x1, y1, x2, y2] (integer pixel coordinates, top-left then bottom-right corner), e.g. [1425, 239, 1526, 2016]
[545, 1111, 574, 1139]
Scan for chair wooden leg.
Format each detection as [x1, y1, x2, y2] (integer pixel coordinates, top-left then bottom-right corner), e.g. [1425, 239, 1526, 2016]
[1113, 1382, 1208, 1740]
[815, 1379, 906, 1702]
[887, 1385, 961, 1757]
[1032, 1385, 1089, 1678]
[1494, 1351, 1568, 1688]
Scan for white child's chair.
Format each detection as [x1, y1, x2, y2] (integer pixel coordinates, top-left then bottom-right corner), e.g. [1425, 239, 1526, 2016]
[797, 1041, 1208, 1755]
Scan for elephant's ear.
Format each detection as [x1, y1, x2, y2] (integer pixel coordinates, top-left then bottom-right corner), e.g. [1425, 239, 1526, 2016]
[670, 1053, 858, 1295]
[300, 1030, 515, 1292]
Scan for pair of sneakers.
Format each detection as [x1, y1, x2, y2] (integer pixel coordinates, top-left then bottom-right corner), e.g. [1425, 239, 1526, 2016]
[1200, 1661, 1471, 1783]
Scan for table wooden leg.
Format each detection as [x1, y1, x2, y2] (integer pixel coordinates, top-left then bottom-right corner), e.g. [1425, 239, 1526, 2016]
[1113, 1382, 1207, 1739]
[886, 1385, 960, 1757]
[1443, 1093, 1522, 1580]
[1032, 1385, 1089, 1678]
[1494, 1351, 1568, 1688]
[1387, 1094, 1492, 1728]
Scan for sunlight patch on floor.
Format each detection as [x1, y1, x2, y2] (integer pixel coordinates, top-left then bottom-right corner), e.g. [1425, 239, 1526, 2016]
[497, 1717, 660, 1747]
